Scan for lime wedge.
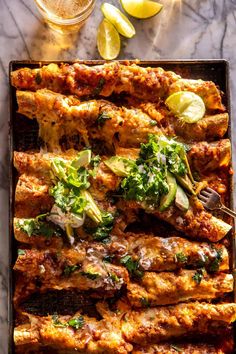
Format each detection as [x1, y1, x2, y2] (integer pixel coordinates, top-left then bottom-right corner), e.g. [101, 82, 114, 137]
[101, 3, 135, 38]
[120, 0, 163, 19]
[165, 91, 206, 123]
[97, 19, 121, 60]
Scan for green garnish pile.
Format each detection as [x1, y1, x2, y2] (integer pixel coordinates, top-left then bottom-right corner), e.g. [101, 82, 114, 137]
[120, 135, 189, 207]
[49, 150, 114, 238]
[50, 154, 91, 216]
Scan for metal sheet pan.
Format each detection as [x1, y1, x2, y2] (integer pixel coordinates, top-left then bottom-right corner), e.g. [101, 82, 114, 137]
[8, 59, 236, 353]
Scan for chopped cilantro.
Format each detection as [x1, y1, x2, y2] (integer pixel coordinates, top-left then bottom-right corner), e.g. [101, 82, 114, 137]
[196, 254, 209, 268]
[192, 269, 204, 284]
[120, 135, 188, 206]
[63, 265, 80, 277]
[52, 314, 84, 330]
[50, 154, 103, 224]
[90, 155, 101, 168]
[149, 120, 157, 126]
[51, 158, 90, 189]
[18, 219, 35, 236]
[140, 297, 150, 307]
[93, 77, 105, 96]
[97, 112, 111, 128]
[17, 249, 26, 256]
[139, 135, 187, 176]
[85, 212, 114, 242]
[50, 181, 87, 215]
[149, 316, 155, 321]
[81, 271, 101, 280]
[93, 212, 114, 241]
[192, 171, 201, 182]
[103, 255, 114, 263]
[109, 273, 120, 283]
[17, 217, 62, 238]
[35, 72, 42, 85]
[67, 316, 84, 329]
[175, 252, 188, 263]
[52, 314, 67, 328]
[120, 255, 143, 278]
[209, 249, 223, 272]
[101, 237, 111, 244]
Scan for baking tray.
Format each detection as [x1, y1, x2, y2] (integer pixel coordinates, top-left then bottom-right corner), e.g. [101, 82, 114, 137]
[8, 59, 236, 353]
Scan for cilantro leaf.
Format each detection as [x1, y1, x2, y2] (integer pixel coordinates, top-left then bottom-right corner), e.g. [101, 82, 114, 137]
[35, 72, 42, 85]
[103, 255, 114, 263]
[63, 265, 80, 277]
[175, 252, 188, 263]
[97, 112, 111, 127]
[81, 271, 101, 280]
[120, 255, 143, 278]
[52, 314, 85, 330]
[17, 217, 62, 238]
[90, 155, 101, 168]
[67, 316, 84, 330]
[93, 77, 105, 96]
[50, 181, 87, 215]
[149, 120, 157, 126]
[140, 297, 150, 307]
[52, 314, 67, 328]
[85, 212, 114, 242]
[192, 269, 204, 284]
[209, 248, 223, 272]
[109, 273, 120, 283]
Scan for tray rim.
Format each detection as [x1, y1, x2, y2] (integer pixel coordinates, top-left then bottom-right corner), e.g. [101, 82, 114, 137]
[8, 59, 235, 354]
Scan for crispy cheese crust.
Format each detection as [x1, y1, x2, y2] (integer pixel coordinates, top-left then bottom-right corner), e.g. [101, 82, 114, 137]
[127, 270, 233, 307]
[16, 90, 228, 151]
[14, 302, 236, 351]
[11, 62, 225, 110]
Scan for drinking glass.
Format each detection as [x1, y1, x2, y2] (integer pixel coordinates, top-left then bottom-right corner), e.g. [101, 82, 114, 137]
[34, 0, 96, 33]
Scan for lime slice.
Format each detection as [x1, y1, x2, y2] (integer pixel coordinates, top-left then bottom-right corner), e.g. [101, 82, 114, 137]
[97, 19, 121, 60]
[165, 91, 206, 123]
[101, 3, 135, 38]
[120, 0, 163, 19]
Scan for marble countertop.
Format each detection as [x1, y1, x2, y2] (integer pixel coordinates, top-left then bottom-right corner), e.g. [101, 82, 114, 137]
[0, 0, 236, 352]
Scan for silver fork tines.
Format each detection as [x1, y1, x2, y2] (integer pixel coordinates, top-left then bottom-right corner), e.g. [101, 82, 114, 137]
[198, 187, 236, 218]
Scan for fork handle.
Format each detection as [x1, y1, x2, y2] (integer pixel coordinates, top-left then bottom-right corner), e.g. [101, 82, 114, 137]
[221, 205, 236, 218]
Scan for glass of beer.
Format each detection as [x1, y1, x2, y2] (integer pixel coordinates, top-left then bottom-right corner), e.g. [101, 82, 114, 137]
[34, 0, 96, 33]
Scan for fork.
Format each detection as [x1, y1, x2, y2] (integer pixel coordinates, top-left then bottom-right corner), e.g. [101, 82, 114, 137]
[198, 187, 236, 218]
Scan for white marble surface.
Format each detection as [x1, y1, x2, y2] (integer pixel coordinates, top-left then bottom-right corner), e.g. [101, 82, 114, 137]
[0, 0, 236, 352]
